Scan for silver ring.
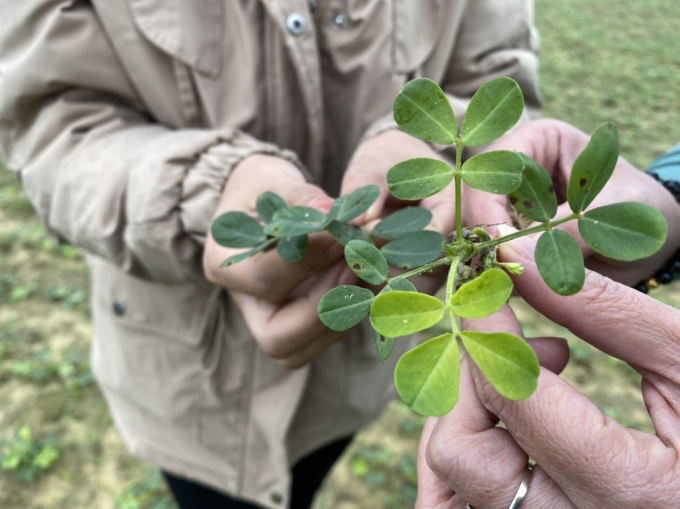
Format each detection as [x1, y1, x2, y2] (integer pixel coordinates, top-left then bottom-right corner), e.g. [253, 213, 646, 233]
[465, 463, 535, 509]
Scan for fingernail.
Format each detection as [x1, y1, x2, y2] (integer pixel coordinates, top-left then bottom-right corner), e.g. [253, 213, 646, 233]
[308, 198, 334, 215]
[328, 243, 345, 261]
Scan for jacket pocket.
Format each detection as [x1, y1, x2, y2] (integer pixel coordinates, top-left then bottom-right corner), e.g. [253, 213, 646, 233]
[89, 257, 220, 433]
[126, 0, 223, 77]
[391, 0, 445, 74]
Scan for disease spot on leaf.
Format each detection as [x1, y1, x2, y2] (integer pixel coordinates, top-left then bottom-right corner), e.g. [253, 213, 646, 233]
[567, 123, 619, 213]
[345, 240, 388, 285]
[523, 200, 533, 209]
[548, 185, 555, 194]
[509, 197, 518, 205]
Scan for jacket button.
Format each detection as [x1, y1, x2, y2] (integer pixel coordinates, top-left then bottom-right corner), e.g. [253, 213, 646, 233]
[333, 12, 348, 29]
[286, 13, 306, 36]
[270, 492, 284, 504]
[112, 300, 126, 317]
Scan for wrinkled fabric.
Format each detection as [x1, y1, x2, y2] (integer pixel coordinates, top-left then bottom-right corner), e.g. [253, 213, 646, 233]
[0, 1, 540, 507]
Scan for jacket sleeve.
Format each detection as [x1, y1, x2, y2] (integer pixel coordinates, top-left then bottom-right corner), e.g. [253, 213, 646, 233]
[0, 1, 302, 283]
[362, 0, 541, 149]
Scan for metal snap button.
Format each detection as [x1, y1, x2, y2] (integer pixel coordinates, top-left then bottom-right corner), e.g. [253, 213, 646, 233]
[333, 12, 348, 29]
[270, 492, 284, 504]
[286, 13, 306, 36]
[112, 300, 126, 317]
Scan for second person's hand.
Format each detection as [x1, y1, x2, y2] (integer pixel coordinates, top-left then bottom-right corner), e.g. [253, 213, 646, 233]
[416, 232, 680, 509]
[464, 119, 680, 286]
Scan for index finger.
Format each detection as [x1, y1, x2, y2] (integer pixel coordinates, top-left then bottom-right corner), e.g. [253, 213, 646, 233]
[499, 233, 680, 383]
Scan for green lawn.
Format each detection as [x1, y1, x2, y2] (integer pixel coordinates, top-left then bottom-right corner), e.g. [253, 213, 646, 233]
[1, 1, 679, 507]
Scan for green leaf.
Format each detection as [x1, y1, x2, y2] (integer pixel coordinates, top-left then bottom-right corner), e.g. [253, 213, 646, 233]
[460, 77, 524, 147]
[324, 196, 345, 226]
[381, 231, 445, 269]
[345, 240, 389, 285]
[335, 185, 381, 223]
[265, 206, 327, 237]
[221, 238, 277, 267]
[450, 268, 513, 318]
[393, 78, 458, 145]
[535, 229, 585, 296]
[318, 286, 374, 331]
[381, 278, 417, 294]
[578, 202, 668, 261]
[277, 235, 309, 262]
[326, 221, 373, 246]
[375, 331, 394, 364]
[387, 158, 454, 201]
[370, 291, 445, 337]
[395, 333, 459, 416]
[373, 207, 432, 239]
[461, 150, 524, 194]
[256, 191, 287, 223]
[567, 122, 620, 213]
[509, 154, 558, 222]
[211, 212, 267, 248]
[461, 331, 539, 400]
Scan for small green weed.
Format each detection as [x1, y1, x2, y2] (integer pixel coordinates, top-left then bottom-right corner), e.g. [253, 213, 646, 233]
[116, 469, 177, 509]
[0, 425, 61, 482]
[0, 347, 94, 390]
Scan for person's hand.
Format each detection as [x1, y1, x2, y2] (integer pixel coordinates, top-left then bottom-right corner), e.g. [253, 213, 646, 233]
[341, 130, 457, 293]
[416, 232, 680, 509]
[204, 155, 357, 369]
[464, 119, 680, 286]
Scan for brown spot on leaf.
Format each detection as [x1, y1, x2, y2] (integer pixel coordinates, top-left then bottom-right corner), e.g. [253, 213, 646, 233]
[579, 178, 587, 188]
[352, 263, 361, 270]
[523, 200, 533, 209]
[509, 197, 518, 205]
[380, 337, 386, 343]
[548, 185, 555, 194]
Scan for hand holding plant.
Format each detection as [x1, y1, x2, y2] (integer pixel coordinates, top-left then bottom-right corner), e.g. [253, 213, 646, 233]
[203, 155, 356, 369]
[210, 77, 668, 415]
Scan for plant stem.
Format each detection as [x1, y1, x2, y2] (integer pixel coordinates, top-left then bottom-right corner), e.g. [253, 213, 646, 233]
[390, 256, 453, 280]
[474, 213, 579, 251]
[445, 256, 462, 335]
[454, 138, 463, 244]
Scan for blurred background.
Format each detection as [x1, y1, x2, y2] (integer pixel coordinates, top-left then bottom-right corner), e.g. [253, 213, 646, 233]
[1, 0, 679, 507]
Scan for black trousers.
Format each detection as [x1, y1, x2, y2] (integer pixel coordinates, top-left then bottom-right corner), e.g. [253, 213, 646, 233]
[163, 436, 352, 509]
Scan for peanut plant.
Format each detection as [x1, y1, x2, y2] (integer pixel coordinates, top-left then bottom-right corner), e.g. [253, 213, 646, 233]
[211, 77, 668, 417]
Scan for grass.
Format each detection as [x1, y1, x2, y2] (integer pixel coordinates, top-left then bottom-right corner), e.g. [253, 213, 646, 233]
[1, 0, 679, 507]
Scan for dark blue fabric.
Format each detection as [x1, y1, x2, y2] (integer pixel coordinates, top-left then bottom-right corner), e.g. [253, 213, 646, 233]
[163, 436, 353, 509]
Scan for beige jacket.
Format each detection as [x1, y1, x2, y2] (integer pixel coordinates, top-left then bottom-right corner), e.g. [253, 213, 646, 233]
[0, 1, 540, 507]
